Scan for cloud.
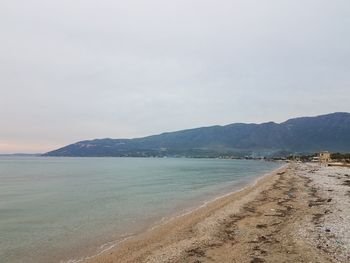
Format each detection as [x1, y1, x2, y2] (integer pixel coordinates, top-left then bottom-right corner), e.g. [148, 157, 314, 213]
[1, 0, 349, 153]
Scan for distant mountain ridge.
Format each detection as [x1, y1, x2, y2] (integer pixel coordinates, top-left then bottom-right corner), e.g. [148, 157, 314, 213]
[44, 112, 350, 157]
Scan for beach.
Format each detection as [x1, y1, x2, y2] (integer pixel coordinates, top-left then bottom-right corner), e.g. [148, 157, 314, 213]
[84, 163, 350, 263]
[0, 158, 281, 263]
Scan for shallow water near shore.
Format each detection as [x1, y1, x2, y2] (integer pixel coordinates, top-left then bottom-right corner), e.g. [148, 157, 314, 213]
[0, 157, 282, 263]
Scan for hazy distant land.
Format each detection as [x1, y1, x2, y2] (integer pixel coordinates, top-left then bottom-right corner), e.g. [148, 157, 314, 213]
[45, 112, 350, 158]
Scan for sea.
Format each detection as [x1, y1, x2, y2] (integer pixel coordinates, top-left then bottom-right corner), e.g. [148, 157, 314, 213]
[0, 157, 283, 263]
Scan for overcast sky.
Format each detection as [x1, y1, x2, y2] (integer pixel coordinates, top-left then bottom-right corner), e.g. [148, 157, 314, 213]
[1, 1, 349, 153]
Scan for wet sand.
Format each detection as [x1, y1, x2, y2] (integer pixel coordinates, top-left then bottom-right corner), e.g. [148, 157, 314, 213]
[84, 163, 350, 263]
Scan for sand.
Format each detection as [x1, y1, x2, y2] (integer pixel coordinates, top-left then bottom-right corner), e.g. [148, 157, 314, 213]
[83, 163, 350, 263]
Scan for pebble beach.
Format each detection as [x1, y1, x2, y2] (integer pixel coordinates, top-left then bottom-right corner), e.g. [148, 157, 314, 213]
[84, 163, 350, 263]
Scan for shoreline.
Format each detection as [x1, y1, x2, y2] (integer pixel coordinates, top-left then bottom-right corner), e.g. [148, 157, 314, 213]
[80, 164, 288, 263]
[68, 163, 286, 263]
[82, 163, 350, 262]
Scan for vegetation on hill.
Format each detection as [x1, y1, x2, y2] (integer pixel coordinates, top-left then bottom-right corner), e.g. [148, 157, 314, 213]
[44, 112, 350, 157]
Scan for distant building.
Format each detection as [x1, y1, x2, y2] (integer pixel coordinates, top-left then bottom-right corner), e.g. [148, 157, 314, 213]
[319, 151, 331, 164]
[311, 156, 319, 162]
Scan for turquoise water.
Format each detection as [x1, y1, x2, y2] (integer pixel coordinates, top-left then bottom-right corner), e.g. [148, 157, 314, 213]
[0, 157, 282, 263]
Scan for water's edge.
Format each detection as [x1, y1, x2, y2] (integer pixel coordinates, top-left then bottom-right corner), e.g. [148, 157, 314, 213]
[67, 162, 287, 263]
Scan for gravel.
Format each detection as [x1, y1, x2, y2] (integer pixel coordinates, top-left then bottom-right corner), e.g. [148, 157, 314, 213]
[297, 163, 350, 262]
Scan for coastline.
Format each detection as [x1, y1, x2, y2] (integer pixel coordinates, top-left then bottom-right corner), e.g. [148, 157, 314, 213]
[68, 163, 286, 263]
[1, 157, 282, 263]
[80, 164, 288, 263]
[81, 163, 350, 263]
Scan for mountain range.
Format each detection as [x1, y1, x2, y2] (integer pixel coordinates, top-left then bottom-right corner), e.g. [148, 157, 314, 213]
[44, 112, 350, 157]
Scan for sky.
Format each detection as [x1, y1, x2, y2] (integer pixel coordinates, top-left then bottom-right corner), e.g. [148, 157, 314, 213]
[1, 0, 349, 153]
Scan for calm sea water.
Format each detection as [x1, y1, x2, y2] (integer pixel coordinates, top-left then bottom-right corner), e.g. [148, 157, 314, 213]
[0, 157, 282, 263]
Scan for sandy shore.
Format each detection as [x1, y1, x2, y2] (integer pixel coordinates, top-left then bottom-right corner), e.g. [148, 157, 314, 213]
[84, 163, 350, 263]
